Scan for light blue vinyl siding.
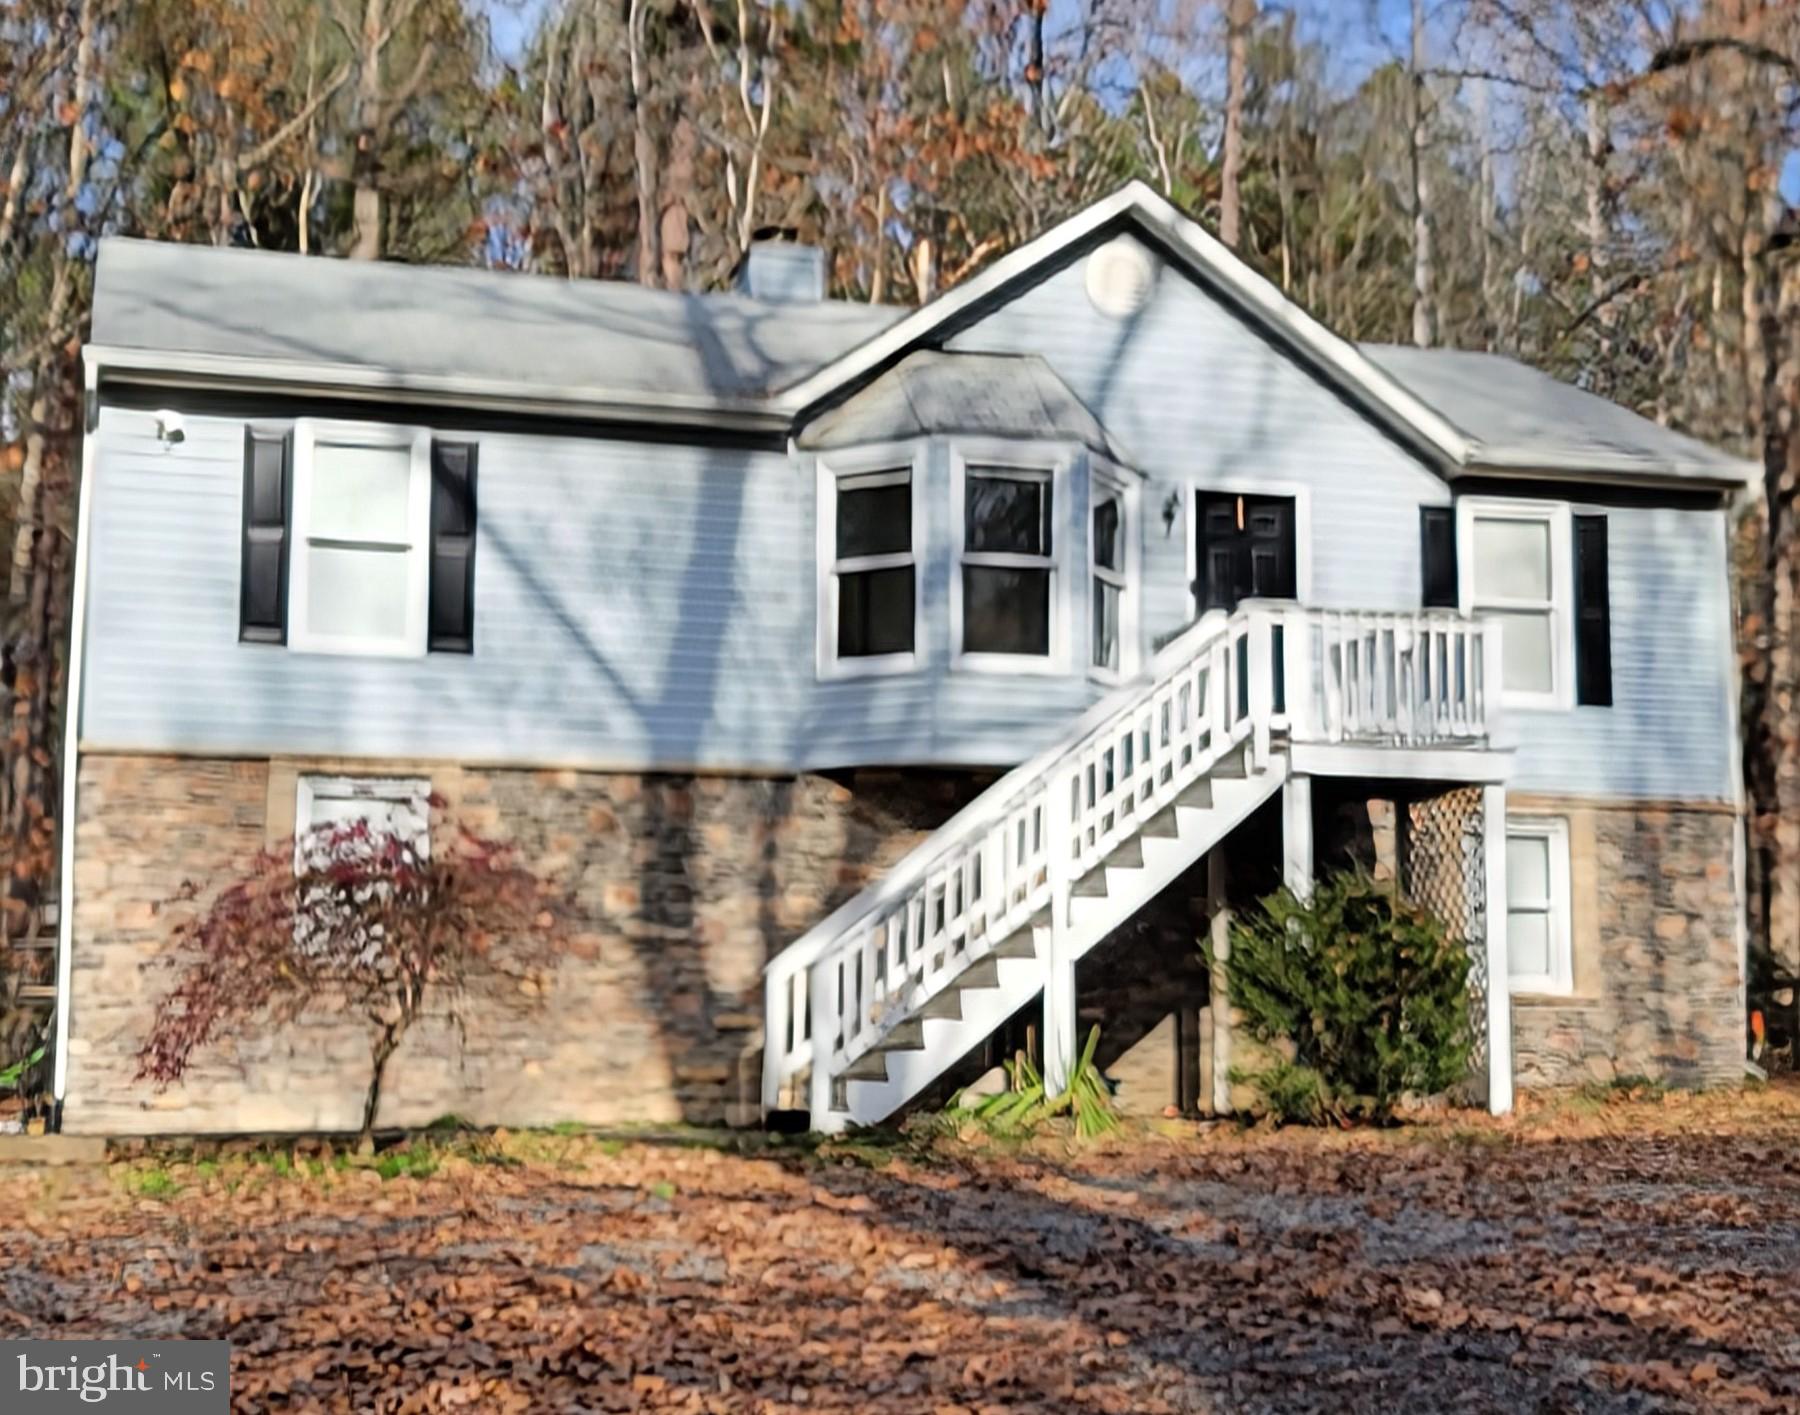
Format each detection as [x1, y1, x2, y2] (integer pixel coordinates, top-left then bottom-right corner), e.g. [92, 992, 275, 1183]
[80, 408, 1098, 770]
[948, 237, 1736, 804]
[947, 237, 1453, 636]
[1493, 503, 1736, 803]
[82, 234, 1738, 802]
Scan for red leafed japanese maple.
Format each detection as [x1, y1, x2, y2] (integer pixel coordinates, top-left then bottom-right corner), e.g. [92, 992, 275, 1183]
[137, 805, 581, 1138]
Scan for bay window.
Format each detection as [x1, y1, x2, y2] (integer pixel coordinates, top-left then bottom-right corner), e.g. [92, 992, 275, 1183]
[820, 454, 919, 677]
[956, 460, 1061, 668]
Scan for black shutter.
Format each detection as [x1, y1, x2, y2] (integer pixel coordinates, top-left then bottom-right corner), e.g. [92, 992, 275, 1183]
[428, 440, 478, 653]
[1420, 506, 1458, 608]
[1574, 513, 1612, 706]
[239, 426, 291, 643]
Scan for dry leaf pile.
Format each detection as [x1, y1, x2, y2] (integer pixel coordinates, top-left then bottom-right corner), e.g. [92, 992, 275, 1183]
[3, 1086, 1799, 1412]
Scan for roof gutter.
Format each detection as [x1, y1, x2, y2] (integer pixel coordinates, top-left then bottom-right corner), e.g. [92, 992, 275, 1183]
[84, 344, 795, 435]
[1451, 454, 1759, 495]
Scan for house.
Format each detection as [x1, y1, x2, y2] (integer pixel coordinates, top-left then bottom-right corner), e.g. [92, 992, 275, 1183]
[53, 183, 1755, 1136]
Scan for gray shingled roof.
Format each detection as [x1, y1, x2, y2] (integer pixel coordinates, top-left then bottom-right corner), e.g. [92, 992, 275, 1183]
[1360, 344, 1754, 485]
[91, 237, 904, 403]
[796, 351, 1125, 457]
[90, 232, 1754, 488]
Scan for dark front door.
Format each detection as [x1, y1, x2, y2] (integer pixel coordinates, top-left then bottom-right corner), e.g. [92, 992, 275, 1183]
[1194, 492, 1297, 612]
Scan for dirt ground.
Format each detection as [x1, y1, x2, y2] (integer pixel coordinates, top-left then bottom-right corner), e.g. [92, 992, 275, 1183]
[3, 1083, 1800, 1413]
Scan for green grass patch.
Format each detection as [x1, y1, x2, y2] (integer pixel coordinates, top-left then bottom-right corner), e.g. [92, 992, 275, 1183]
[373, 1142, 440, 1181]
[123, 1167, 180, 1199]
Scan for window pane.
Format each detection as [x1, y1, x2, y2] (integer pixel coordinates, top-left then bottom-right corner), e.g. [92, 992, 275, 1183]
[1093, 494, 1122, 572]
[837, 476, 910, 559]
[302, 792, 428, 852]
[964, 566, 1050, 656]
[1473, 517, 1551, 601]
[1506, 833, 1550, 907]
[1494, 609, 1554, 694]
[1093, 579, 1121, 671]
[1506, 911, 1552, 981]
[311, 441, 413, 544]
[838, 566, 914, 657]
[306, 545, 411, 644]
[966, 473, 1049, 555]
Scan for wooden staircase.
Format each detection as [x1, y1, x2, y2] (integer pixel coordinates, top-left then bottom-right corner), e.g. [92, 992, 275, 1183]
[762, 601, 1502, 1132]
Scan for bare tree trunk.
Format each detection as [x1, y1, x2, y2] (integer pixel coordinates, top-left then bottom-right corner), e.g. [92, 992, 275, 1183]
[1409, 0, 1434, 348]
[1585, 90, 1614, 358]
[1756, 255, 1800, 983]
[1219, 0, 1254, 250]
[349, 0, 386, 261]
[627, 0, 661, 287]
[12, 0, 94, 602]
[1474, 79, 1499, 346]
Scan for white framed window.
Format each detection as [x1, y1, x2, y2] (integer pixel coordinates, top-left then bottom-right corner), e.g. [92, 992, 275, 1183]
[294, 775, 431, 956]
[289, 419, 433, 658]
[1459, 498, 1573, 710]
[951, 446, 1070, 674]
[1089, 470, 1139, 681]
[816, 446, 924, 679]
[1504, 816, 1572, 995]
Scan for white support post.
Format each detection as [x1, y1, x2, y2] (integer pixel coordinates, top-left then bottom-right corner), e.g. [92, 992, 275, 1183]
[808, 958, 845, 1133]
[1043, 768, 1077, 1097]
[761, 969, 786, 1115]
[1207, 847, 1232, 1116]
[1282, 775, 1314, 902]
[1481, 783, 1514, 1116]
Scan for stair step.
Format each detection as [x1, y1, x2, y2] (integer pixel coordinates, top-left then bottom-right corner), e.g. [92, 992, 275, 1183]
[960, 957, 1001, 989]
[992, 926, 1038, 960]
[1107, 837, 1144, 869]
[1072, 869, 1109, 898]
[1141, 806, 1179, 838]
[1211, 746, 1250, 779]
[919, 988, 964, 1021]
[842, 1052, 889, 1083]
[875, 1019, 926, 1053]
[1176, 777, 1215, 811]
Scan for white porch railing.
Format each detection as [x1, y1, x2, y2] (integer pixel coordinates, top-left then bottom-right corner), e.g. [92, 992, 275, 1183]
[761, 602, 1500, 1120]
[1294, 608, 1500, 748]
[762, 604, 1275, 1117]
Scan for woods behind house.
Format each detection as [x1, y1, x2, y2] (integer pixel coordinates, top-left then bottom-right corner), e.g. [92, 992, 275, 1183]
[4, 0, 1799, 1060]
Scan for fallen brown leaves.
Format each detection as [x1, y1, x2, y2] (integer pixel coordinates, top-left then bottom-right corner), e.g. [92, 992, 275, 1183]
[3, 1083, 1800, 1412]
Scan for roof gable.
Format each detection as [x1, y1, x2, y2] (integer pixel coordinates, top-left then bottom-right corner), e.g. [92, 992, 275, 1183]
[774, 182, 1755, 492]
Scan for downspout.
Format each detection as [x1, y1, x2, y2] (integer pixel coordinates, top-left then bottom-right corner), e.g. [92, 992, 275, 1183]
[1724, 483, 1754, 1064]
[50, 359, 100, 1126]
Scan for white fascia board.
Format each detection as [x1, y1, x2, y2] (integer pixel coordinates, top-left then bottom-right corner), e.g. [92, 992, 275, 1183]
[84, 344, 792, 434]
[771, 185, 1146, 417]
[1455, 449, 1761, 492]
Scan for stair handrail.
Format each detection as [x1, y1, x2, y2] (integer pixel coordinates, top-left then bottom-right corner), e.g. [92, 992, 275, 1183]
[764, 607, 1235, 988]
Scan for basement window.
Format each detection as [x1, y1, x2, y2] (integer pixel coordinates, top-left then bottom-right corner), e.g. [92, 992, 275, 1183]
[1505, 816, 1572, 996]
[294, 775, 431, 955]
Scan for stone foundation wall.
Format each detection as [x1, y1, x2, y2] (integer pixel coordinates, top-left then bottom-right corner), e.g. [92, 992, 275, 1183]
[1316, 785, 1741, 1093]
[64, 754, 989, 1136]
[1511, 802, 1741, 1089]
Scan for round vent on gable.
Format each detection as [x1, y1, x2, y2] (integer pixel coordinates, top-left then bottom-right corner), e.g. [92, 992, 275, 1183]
[1084, 238, 1155, 318]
